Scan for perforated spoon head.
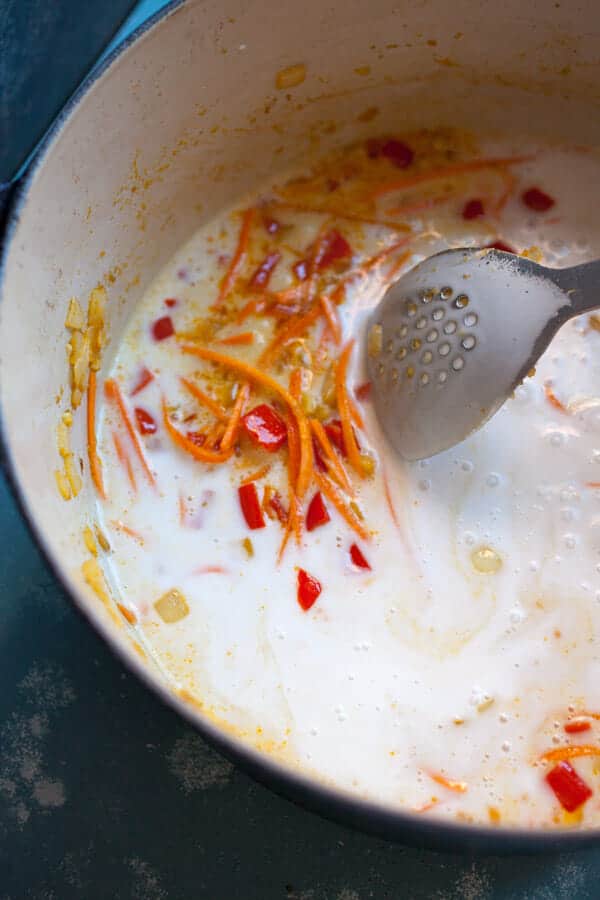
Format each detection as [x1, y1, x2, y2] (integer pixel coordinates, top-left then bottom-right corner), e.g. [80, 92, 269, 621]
[366, 247, 587, 460]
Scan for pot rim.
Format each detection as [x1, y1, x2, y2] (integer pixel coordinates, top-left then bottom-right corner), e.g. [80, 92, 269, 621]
[1, 0, 598, 852]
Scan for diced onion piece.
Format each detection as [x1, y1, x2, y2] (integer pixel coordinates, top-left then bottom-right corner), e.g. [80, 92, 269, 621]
[154, 588, 190, 624]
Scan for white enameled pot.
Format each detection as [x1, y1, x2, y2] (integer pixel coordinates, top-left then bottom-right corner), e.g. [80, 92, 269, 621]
[2, 0, 600, 851]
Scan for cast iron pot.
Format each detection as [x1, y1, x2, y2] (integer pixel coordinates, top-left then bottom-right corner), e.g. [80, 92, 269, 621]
[2, 0, 600, 853]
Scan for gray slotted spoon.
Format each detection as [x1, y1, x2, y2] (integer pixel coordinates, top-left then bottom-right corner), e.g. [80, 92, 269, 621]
[366, 247, 600, 460]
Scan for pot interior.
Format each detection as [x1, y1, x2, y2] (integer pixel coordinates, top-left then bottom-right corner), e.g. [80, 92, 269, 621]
[2, 0, 600, 842]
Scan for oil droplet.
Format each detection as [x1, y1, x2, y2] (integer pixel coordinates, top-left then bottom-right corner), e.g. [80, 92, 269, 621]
[471, 546, 502, 574]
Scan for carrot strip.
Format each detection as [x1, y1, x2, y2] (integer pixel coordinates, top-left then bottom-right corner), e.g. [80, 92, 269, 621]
[544, 382, 568, 413]
[314, 471, 369, 540]
[372, 155, 533, 198]
[112, 431, 137, 493]
[178, 493, 187, 525]
[382, 467, 401, 530]
[111, 520, 145, 544]
[320, 293, 342, 345]
[336, 341, 366, 476]
[541, 745, 600, 762]
[413, 798, 440, 813]
[385, 248, 413, 281]
[216, 331, 255, 346]
[214, 208, 254, 307]
[205, 421, 225, 449]
[429, 772, 468, 793]
[162, 398, 234, 464]
[236, 297, 268, 324]
[240, 463, 271, 485]
[179, 377, 229, 422]
[179, 343, 313, 500]
[104, 378, 156, 488]
[387, 196, 449, 217]
[117, 603, 137, 625]
[289, 368, 303, 402]
[352, 235, 413, 277]
[259, 305, 322, 367]
[271, 200, 412, 232]
[220, 383, 250, 451]
[87, 371, 106, 499]
[348, 396, 364, 429]
[286, 413, 301, 495]
[193, 565, 229, 575]
[310, 419, 353, 494]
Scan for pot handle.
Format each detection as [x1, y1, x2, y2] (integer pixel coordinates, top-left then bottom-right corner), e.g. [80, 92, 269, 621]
[0, 0, 139, 249]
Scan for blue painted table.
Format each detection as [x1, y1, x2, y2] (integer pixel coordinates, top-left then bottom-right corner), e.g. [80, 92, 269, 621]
[2, 3, 600, 896]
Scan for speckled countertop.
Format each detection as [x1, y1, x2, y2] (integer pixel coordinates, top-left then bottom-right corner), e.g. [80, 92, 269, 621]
[3, 2, 600, 896]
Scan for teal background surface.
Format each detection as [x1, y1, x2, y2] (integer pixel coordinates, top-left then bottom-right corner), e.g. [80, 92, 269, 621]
[2, 2, 600, 895]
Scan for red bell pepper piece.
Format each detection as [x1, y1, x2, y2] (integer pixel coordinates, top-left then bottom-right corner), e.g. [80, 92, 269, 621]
[164, 297, 177, 308]
[316, 229, 352, 270]
[324, 419, 360, 457]
[546, 761, 592, 812]
[248, 252, 281, 289]
[564, 719, 592, 735]
[350, 543, 371, 570]
[380, 139, 414, 169]
[486, 240, 515, 254]
[297, 568, 322, 611]
[522, 187, 555, 212]
[306, 492, 330, 531]
[134, 407, 157, 435]
[241, 404, 287, 452]
[462, 198, 484, 220]
[130, 366, 154, 396]
[152, 315, 174, 341]
[238, 482, 266, 529]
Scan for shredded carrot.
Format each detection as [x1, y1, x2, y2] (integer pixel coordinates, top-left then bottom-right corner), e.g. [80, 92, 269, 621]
[117, 603, 137, 625]
[179, 343, 313, 500]
[382, 467, 401, 530]
[541, 745, 600, 763]
[310, 419, 353, 494]
[236, 297, 268, 324]
[413, 798, 440, 813]
[111, 520, 145, 544]
[104, 378, 156, 488]
[320, 293, 342, 344]
[494, 168, 517, 214]
[193, 565, 229, 575]
[352, 235, 413, 278]
[348, 396, 364, 430]
[216, 331, 255, 346]
[112, 431, 137, 493]
[214, 208, 254, 307]
[289, 368, 303, 402]
[240, 463, 271, 485]
[387, 196, 449, 217]
[220, 383, 250, 451]
[385, 248, 413, 281]
[271, 200, 412, 232]
[371, 155, 533, 198]
[204, 421, 224, 449]
[336, 341, 366, 476]
[544, 382, 568, 413]
[259, 304, 322, 367]
[162, 397, 234, 464]
[87, 371, 106, 499]
[178, 493, 187, 525]
[429, 772, 468, 793]
[286, 413, 301, 488]
[314, 471, 369, 540]
[180, 377, 229, 422]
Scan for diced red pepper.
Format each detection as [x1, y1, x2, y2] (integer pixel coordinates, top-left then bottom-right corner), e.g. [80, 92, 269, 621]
[186, 430, 207, 447]
[312, 436, 327, 472]
[546, 761, 592, 812]
[355, 382, 372, 401]
[238, 482, 266, 529]
[241, 404, 287, 452]
[164, 297, 177, 308]
[248, 252, 281, 290]
[134, 407, 157, 435]
[130, 366, 154, 396]
[152, 315, 174, 341]
[486, 240, 516, 254]
[316, 229, 352, 270]
[293, 259, 309, 281]
[380, 139, 414, 169]
[462, 198, 485, 220]
[564, 719, 592, 735]
[297, 568, 322, 611]
[350, 543, 371, 570]
[522, 187, 555, 212]
[306, 491, 330, 531]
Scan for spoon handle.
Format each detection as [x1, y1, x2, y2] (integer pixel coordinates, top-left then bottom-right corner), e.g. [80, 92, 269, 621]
[551, 259, 600, 316]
